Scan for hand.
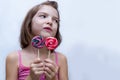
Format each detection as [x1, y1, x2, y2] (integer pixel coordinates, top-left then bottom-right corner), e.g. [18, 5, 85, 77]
[44, 59, 59, 80]
[29, 58, 44, 80]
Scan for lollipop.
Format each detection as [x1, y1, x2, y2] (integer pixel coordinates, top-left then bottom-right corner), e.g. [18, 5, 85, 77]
[45, 37, 58, 50]
[45, 37, 58, 58]
[32, 35, 46, 80]
[31, 35, 45, 58]
[31, 35, 45, 48]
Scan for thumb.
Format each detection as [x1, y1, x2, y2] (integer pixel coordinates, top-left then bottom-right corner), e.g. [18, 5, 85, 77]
[33, 58, 41, 64]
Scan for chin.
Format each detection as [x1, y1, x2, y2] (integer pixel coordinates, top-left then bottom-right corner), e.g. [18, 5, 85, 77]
[39, 31, 55, 38]
[41, 33, 52, 38]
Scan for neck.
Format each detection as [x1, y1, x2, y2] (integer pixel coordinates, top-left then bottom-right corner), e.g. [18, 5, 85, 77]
[25, 44, 50, 59]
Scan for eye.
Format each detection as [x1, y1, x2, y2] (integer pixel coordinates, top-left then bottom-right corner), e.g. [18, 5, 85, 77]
[53, 19, 59, 23]
[39, 15, 46, 18]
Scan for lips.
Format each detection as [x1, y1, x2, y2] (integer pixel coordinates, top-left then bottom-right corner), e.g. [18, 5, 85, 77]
[43, 27, 52, 32]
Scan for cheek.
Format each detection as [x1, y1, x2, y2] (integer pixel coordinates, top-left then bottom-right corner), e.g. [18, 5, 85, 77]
[31, 20, 42, 35]
[31, 27, 40, 36]
[53, 26, 58, 36]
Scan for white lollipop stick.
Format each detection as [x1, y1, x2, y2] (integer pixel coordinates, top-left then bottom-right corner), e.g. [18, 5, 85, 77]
[38, 49, 40, 59]
[48, 50, 51, 58]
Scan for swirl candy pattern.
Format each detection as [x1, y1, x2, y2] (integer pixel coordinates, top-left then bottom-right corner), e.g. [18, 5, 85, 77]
[45, 37, 58, 50]
[31, 36, 45, 48]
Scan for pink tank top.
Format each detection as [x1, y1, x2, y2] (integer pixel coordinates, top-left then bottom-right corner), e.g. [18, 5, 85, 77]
[17, 50, 59, 80]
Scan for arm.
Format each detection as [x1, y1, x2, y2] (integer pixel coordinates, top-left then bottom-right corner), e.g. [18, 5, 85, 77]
[59, 53, 68, 80]
[6, 52, 18, 80]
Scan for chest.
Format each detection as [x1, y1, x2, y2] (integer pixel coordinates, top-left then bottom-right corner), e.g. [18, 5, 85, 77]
[21, 53, 56, 67]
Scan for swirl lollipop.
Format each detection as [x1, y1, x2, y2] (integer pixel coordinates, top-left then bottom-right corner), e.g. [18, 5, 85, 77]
[45, 37, 58, 58]
[31, 35, 45, 48]
[31, 35, 45, 58]
[45, 37, 58, 50]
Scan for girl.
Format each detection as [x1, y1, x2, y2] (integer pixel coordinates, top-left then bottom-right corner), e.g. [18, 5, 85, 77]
[6, 1, 68, 80]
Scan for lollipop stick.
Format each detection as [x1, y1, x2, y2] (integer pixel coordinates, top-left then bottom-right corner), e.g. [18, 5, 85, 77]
[48, 50, 51, 58]
[38, 49, 40, 59]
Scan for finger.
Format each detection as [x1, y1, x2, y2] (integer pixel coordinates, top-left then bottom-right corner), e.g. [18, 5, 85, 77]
[45, 63, 56, 73]
[30, 62, 44, 68]
[44, 67, 52, 74]
[44, 59, 59, 73]
[32, 67, 44, 72]
[44, 59, 56, 66]
[31, 67, 45, 76]
[45, 67, 56, 79]
[44, 71, 52, 79]
[33, 58, 42, 64]
[44, 59, 57, 68]
[44, 70, 55, 80]
[35, 70, 45, 75]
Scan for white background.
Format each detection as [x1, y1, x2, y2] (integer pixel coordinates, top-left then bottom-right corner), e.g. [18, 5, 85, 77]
[0, 0, 120, 80]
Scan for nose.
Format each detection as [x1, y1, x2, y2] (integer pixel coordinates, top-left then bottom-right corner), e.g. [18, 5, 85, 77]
[46, 17, 52, 26]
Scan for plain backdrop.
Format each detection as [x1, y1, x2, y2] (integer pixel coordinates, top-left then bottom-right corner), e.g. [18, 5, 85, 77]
[0, 0, 120, 80]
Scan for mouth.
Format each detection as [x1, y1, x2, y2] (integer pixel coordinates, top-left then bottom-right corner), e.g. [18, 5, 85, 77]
[43, 27, 52, 32]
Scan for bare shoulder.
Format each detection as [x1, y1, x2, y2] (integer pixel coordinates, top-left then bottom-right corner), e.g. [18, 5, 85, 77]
[57, 52, 67, 59]
[57, 52, 68, 65]
[6, 51, 19, 80]
[6, 51, 18, 63]
[56, 52, 68, 80]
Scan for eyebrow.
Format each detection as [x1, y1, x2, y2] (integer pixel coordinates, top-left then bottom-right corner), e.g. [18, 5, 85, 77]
[38, 12, 59, 20]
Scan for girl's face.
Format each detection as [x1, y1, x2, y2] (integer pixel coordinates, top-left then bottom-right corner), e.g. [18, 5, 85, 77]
[32, 5, 59, 38]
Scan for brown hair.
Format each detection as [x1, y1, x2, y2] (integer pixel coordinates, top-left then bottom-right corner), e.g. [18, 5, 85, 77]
[20, 1, 62, 49]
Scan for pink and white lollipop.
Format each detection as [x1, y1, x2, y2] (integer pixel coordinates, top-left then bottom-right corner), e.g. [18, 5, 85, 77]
[45, 37, 58, 58]
[45, 37, 58, 50]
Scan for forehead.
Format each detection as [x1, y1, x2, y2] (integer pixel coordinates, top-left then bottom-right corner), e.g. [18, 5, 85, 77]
[37, 5, 58, 18]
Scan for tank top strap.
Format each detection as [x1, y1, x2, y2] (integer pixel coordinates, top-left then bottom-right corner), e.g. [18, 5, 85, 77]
[54, 51, 58, 65]
[54, 51, 59, 80]
[17, 50, 22, 66]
